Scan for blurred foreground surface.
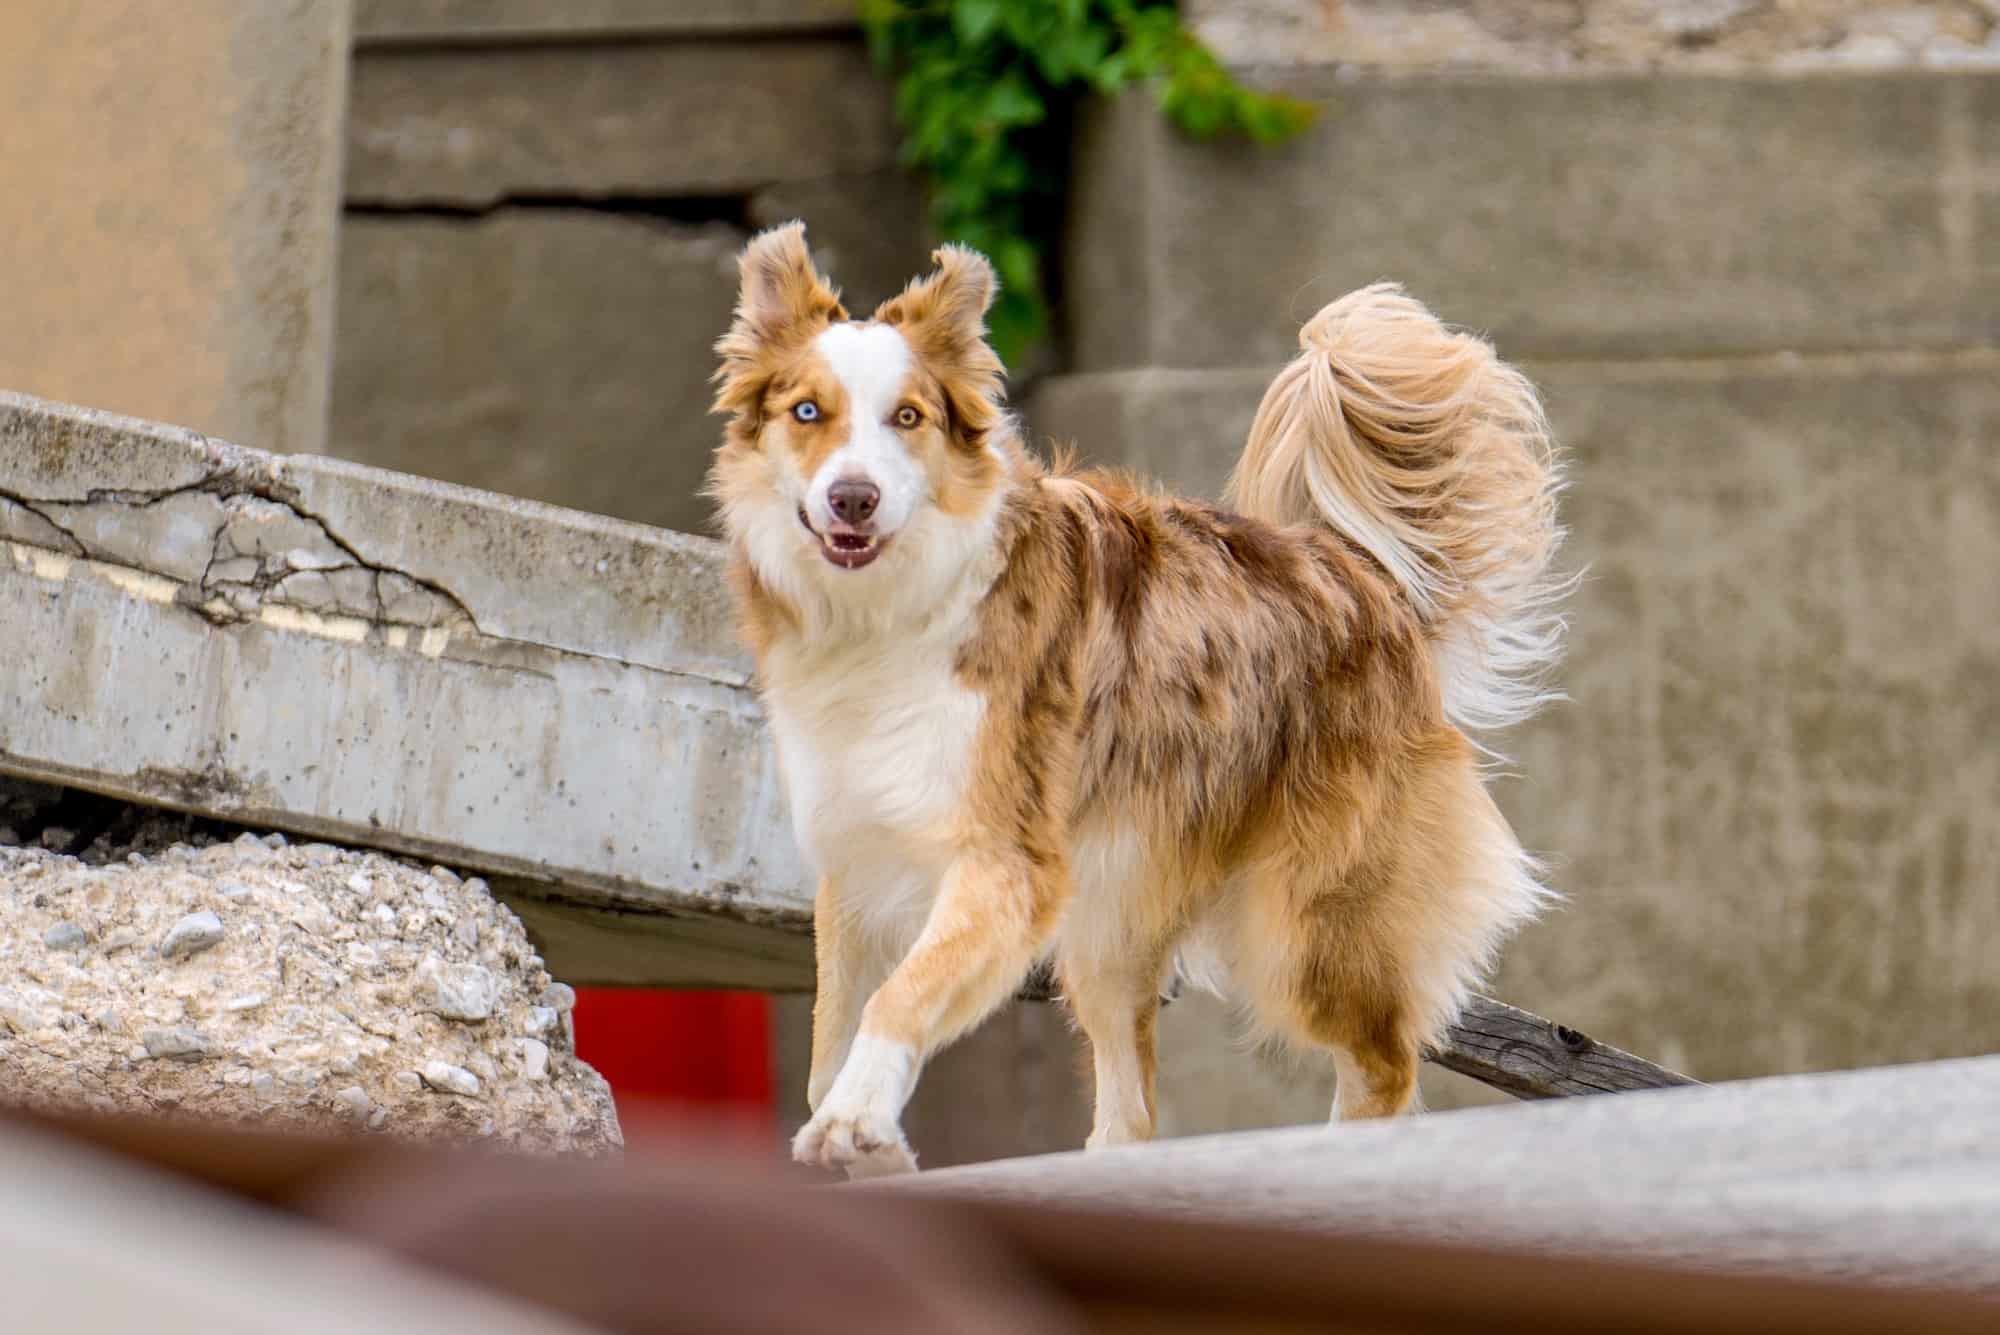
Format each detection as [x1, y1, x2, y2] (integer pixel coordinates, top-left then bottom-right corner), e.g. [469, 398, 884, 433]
[8, 1057, 2000, 1335]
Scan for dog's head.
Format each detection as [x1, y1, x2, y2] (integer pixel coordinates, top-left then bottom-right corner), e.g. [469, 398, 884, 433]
[710, 223, 1012, 605]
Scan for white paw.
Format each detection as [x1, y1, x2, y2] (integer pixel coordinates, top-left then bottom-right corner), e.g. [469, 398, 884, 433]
[792, 1106, 917, 1179]
[1083, 1123, 1148, 1152]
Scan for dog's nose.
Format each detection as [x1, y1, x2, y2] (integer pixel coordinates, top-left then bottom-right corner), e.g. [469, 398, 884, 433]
[827, 479, 880, 526]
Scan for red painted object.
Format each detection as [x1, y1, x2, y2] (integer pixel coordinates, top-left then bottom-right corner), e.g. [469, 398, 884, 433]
[570, 989, 775, 1133]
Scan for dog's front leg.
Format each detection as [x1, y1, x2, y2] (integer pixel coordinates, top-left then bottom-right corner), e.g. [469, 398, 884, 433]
[792, 850, 1066, 1179]
[805, 875, 891, 1112]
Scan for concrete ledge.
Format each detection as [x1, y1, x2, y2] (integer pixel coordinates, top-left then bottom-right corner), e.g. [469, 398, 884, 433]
[0, 391, 810, 987]
[889, 1055, 2000, 1293]
[1067, 67, 2000, 370]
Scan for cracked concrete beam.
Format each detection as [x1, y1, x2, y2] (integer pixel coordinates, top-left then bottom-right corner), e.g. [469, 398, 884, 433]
[0, 389, 812, 988]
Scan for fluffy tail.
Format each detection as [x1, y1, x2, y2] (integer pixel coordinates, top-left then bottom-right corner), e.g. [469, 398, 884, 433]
[1225, 284, 1569, 737]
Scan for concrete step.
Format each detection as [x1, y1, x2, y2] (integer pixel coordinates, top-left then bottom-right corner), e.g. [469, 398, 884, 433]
[1065, 67, 1999, 370]
[1027, 347, 2000, 1088]
[0, 390, 811, 988]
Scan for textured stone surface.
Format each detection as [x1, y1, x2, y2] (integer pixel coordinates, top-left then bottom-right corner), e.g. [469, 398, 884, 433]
[1066, 69, 2000, 371]
[354, 0, 855, 42]
[1190, 1, 2000, 70]
[0, 785, 619, 1151]
[0, 391, 811, 989]
[332, 215, 741, 536]
[892, 1055, 2000, 1294]
[747, 172, 937, 316]
[346, 39, 900, 205]
[1028, 349, 2000, 1106]
[0, 1, 350, 454]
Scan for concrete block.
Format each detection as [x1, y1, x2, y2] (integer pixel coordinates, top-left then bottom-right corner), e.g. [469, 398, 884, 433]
[1027, 349, 2000, 1090]
[330, 215, 741, 537]
[354, 0, 856, 43]
[0, 2, 350, 454]
[748, 171, 938, 315]
[346, 39, 900, 205]
[0, 391, 810, 988]
[1066, 69, 2000, 370]
[897, 1055, 2000, 1292]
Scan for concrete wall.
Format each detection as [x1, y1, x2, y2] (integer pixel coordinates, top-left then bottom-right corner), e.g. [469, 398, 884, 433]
[1187, 1, 2000, 70]
[0, 2, 351, 455]
[329, 6, 931, 538]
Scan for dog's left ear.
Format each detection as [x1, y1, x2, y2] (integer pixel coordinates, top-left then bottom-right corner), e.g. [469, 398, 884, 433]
[877, 244, 997, 361]
[876, 244, 1006, 444]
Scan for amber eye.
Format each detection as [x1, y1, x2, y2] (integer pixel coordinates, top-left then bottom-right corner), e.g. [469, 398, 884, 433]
[792, 400, 821, 423]
[894, 405, 922, 429]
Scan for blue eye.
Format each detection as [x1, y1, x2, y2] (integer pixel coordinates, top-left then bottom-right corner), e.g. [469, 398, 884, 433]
[792, 401, 820, 423]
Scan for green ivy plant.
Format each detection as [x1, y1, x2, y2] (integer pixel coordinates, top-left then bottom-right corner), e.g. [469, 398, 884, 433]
[859, 0, 1316, 368]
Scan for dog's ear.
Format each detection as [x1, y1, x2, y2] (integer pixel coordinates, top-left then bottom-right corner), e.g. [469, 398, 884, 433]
[875, 244, 1006, 446]
[732, 222, 846, 344]
[714, 223, 845, 425]
[876, 243, 997, 361]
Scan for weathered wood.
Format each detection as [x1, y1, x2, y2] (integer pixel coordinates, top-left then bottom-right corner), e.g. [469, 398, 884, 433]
[1018, 964, 1693, 1101]
[1430, 995, 1700, 1099]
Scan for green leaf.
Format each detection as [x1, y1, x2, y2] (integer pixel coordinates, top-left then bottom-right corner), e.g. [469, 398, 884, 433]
[952, 0, 1004, 47]
[860, 0, 1317, 369]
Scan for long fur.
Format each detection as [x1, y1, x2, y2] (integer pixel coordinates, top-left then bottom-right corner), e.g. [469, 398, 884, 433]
[710, 226, 1566, 1176]
[1226, 283, 1571, 735]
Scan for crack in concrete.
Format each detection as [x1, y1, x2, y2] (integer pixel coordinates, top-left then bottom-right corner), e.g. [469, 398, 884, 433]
[1, 465, 755, 695]
[2, 499, 756, 699]
[0, 474, 480, 634]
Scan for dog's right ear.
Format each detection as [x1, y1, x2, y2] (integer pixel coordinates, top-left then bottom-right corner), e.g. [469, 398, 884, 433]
[734, 222, 846, 345]
[714, 223, 846, 424]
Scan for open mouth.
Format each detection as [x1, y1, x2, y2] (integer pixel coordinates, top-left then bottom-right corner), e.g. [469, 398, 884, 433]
[799, 506, 887, 570]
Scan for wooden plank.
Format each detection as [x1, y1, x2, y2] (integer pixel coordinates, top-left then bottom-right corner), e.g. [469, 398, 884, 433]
[1431, 995, 1699, 1099]
[1016, 965, 1693, 1101]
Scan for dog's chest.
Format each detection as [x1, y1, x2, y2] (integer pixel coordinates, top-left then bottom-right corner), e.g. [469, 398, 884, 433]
[764, 636, 985, 879]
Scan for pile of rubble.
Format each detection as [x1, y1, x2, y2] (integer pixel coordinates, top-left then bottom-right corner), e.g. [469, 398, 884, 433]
[0, 780, 620, 1153]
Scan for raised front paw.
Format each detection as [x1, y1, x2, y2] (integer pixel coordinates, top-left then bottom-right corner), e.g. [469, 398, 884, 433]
[792, 1106, 918, 1180]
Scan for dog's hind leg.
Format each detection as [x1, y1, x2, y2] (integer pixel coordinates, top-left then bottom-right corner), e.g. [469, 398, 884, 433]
[1247, 734, 1541, 1122]
[1235, 823, 1432, 1124]
[1062, 947, 1170, 1148]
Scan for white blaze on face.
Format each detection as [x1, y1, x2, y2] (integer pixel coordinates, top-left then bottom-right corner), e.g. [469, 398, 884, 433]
[803, 322, 925, 536]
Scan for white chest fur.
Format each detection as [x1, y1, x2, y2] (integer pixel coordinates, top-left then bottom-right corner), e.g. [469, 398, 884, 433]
[764, 627, 986, 943]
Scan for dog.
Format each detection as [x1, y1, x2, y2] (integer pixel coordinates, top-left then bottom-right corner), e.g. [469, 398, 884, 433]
[709, 224, 1566, 1178]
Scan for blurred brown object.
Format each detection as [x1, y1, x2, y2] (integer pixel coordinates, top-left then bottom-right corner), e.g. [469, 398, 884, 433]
[14, 1107, 2000, 1334]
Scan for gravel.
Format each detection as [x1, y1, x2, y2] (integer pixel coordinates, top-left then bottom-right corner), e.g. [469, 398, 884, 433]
[0, 778, 620, 1153]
